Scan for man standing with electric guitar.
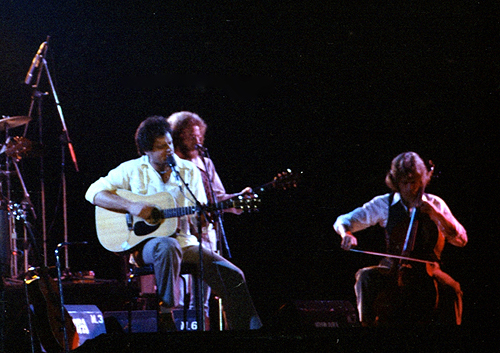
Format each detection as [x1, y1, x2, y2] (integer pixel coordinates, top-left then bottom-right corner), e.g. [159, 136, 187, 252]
[85, 116, 262, 331]
[167, 111, 255, 324]
[167, 111, 254, 253]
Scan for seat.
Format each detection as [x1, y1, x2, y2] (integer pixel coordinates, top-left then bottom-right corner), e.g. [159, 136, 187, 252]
[127, 263, 204, 331]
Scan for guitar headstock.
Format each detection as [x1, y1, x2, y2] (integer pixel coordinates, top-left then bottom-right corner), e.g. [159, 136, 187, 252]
[230, 194, 261, 213]
[257, 169, 302, 193]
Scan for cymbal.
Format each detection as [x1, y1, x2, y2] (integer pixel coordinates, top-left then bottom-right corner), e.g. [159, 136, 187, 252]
[0, 116, 31, 130]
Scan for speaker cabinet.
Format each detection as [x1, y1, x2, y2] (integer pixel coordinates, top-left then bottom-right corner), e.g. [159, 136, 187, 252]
[65, 305, 107, 346]
[103, 310, 158, 333]
[276, 300, 359, 329]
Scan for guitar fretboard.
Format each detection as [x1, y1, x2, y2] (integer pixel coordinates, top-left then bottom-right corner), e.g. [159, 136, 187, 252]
[159, 199, 249, 219]
[162, 206, 199, 219]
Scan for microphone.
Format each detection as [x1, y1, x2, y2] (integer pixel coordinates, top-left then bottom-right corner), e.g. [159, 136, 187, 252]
[195, 144, 207, 152]
[167, 154, 183, 186]
[166, 154, 177, 168]
[24, 42, 47, 85]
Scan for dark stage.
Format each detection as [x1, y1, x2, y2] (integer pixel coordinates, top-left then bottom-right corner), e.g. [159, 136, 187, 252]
[70, 328, 479, 353]
[0, 1, 498, 352]
[0, 278, 488, 353]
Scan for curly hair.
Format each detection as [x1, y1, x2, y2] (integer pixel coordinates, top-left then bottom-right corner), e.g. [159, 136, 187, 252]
[134, 115, 172, 155]
[385, 152, 432, 192]
[166, 111, 207, 148]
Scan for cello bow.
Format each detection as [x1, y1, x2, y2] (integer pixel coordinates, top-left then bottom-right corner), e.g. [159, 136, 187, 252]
[349, 248, 437, 265]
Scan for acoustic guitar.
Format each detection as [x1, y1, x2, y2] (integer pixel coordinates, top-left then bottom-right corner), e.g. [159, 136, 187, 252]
[7, 137, 79, 352]
[95, 190, 260, 252]
[95, 169, 300, 252]
[25, 267, 79, 352]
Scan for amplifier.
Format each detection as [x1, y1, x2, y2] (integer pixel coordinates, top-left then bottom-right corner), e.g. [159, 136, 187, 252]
[103, 310, 158, 333]
[172, 309, 201, 331]
[65, 305, 106, 346]
[277, 300, 359, 329]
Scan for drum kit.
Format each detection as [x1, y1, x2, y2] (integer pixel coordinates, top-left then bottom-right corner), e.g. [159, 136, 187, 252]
[1, 40, 84, 353]
[1, 39, 80, 286]
[0, 115, 36, 280]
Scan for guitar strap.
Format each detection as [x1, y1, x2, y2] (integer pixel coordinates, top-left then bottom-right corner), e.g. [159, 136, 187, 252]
[199, 168, 215, 204]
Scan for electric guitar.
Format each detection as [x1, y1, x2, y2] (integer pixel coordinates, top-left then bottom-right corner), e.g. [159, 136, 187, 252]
[95, 169, 301, 252]
[95, 190, 260, 252]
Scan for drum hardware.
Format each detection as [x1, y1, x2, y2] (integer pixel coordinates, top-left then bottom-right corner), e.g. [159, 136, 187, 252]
[0, 116, 32, 131]
[0, 133, 37, 278]
[1, 38, 80, 353]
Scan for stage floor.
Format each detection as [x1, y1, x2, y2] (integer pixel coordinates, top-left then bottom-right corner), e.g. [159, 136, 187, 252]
[1, 278, 489, 353]
[72, 327, 480, 353]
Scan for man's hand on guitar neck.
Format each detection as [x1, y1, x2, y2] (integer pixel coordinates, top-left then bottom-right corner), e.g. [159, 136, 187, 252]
[231, 187, 254, 215]
[239, 186, 253, 197]
[215, 186, 254, 215]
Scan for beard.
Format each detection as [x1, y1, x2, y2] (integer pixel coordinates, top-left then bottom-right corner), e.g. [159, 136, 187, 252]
[178, 143, 198, 159]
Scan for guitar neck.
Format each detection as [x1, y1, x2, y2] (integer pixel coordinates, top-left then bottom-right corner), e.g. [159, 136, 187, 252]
[160, 199, 244, 219]
[254, 181, 274, 193]
[162, 205, 199, 219]
[253, 169, 300, 194]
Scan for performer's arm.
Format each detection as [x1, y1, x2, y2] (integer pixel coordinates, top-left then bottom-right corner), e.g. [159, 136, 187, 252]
[421, 195, 467, 247]
[93, 190, 156, 220]
[333, 194, 390, 250]
[205, 158, 253, 213]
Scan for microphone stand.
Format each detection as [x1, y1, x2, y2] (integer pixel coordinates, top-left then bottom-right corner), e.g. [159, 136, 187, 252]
[54, 243, 70, 353]
[55, 241, 88, 353]
[168, 158, 205, 331]
[198, 147, 231, 258]
[24, 39, 49, 269]
[17, 204, 43, 353]
[25, 39, 79, 274]
[198, 147, 229, 331]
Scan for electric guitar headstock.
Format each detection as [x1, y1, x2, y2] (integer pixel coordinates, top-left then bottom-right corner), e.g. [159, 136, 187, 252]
[255, 169, 302, 193]
[214, 169, 302, 214]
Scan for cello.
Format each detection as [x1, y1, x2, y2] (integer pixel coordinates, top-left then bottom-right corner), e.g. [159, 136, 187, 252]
[354, 163, 442, 326]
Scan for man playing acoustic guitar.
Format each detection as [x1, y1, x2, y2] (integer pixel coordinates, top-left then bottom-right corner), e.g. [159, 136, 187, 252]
[85, 116, 262, 331]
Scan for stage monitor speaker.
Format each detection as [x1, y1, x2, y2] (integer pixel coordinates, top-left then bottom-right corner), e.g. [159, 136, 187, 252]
[103, 310, 158, 333]
[65, 304, 107, 346]
[172, 309, 201, 331]
[276, 300, 359, 329]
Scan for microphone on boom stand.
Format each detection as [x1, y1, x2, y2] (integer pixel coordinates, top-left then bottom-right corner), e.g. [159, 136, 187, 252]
[24, 41, 48, 86]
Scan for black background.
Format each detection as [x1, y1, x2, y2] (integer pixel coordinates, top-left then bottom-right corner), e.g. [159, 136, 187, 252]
[1, 1, 498, 327]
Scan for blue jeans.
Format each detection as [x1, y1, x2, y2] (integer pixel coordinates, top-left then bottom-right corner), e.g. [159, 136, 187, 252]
[141, 237, 262, 330]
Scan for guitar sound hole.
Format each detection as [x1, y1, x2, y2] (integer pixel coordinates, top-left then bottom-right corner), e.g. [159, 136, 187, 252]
[134, 221, 161, 236]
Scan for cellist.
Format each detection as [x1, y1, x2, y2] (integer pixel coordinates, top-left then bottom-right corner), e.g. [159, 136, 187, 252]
[333, 152, 467, 327]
